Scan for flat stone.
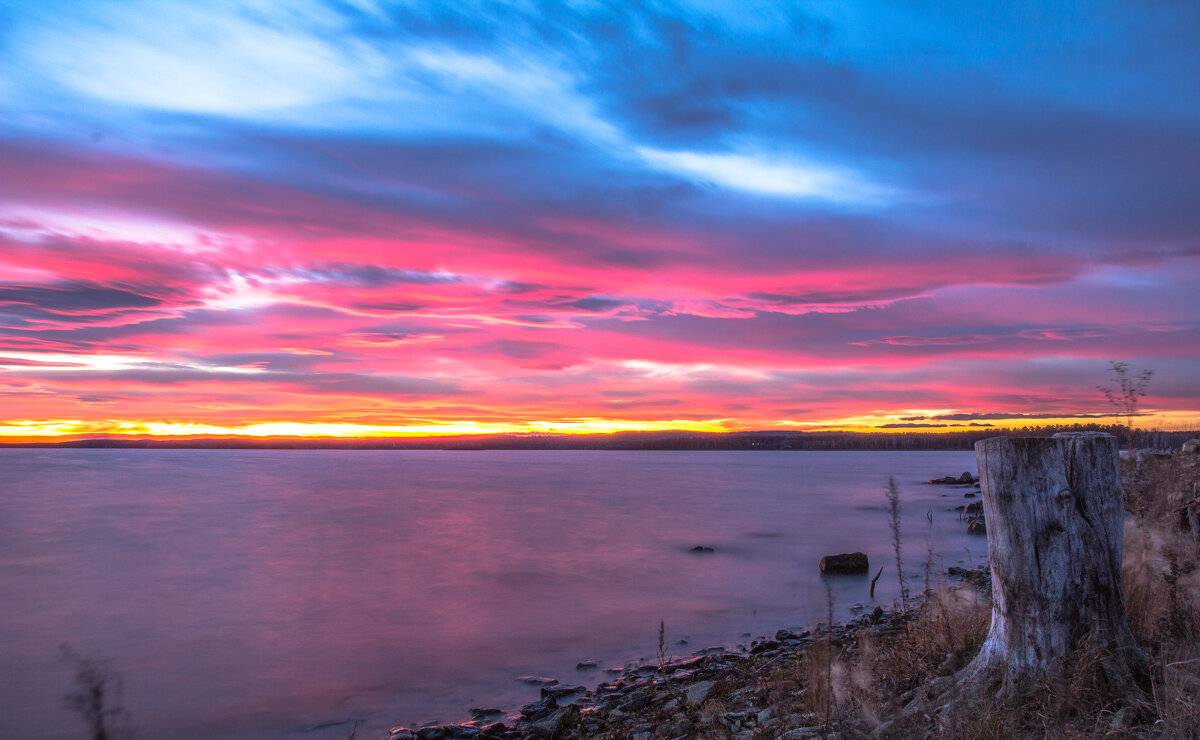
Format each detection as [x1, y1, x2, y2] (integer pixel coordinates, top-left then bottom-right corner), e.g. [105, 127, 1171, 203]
[477, 723, 507, 739]
[685, 679, 717, 705]
[516, 676, 558, 686]
[779, 727, 826, 739]
[469, 708, 504, 720]
[541, 684, 585, 699]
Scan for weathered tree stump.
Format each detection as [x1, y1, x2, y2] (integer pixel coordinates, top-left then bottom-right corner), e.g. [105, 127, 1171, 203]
[930, 433, 1151, 712]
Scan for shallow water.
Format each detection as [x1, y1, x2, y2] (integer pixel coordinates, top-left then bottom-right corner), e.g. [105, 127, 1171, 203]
[0, 449, 984, 739]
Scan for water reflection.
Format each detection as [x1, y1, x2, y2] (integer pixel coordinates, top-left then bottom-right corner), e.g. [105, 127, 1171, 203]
[0, 449, 983, 739]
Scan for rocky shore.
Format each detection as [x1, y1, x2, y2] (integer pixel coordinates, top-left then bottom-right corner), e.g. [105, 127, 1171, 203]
[384, 565, 991, 740]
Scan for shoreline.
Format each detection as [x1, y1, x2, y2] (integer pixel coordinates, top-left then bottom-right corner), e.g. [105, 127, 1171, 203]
[382, 567, 990, 740]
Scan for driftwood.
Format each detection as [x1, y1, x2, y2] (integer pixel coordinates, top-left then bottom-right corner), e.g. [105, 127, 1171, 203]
[918, 432, 1151, 719]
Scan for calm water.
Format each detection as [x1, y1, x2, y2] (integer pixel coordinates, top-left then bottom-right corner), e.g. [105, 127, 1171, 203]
[0, 449, 984, 739]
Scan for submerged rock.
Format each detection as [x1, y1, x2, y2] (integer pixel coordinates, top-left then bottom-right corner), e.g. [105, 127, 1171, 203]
[819, 552, 869, 574]
[469, 708, 504, 720]
[690, 545, 715, 553]
[541, 684, 585, 699]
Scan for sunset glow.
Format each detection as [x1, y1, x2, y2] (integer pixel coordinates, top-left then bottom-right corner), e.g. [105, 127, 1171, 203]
[3, 1, 1200, 440]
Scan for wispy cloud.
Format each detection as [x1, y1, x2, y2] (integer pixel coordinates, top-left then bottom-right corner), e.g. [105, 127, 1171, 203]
[635, 147, 895, 205]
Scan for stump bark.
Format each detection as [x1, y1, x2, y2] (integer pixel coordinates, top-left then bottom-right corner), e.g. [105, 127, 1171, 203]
[952, 432, 1150, 701]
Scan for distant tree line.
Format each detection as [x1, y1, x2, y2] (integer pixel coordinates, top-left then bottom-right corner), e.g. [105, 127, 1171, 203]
[5, 423, 1195, 451]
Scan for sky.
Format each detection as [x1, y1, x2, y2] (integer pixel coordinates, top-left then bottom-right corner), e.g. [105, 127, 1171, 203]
[2, 0, 1199, 439]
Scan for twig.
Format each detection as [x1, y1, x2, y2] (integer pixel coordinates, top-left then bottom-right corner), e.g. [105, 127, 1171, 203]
[1165, 657, 1200, 669]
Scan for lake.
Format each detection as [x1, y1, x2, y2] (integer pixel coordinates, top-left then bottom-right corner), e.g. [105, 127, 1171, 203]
[0, 449, 985, 739]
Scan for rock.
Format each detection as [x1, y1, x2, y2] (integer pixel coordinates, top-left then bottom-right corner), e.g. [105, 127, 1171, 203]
[477, 723, 507, 739]
[1110, 706, 1135, 729]
[685, 679, 717, 705]
[749, 639, 780, 654]
[779, 726, 826, 739]
[819, 552, 869, 574]
[758, 707, 774, 723]
[957, 501, 983, 516]
[520, 695, 557, 720]
[1183, 439, 1200, 454]
[966, 517, 987, 535]
[776, 628, 802, 642]
[516, 676, 558, 686]
[958, 471, 975, 483]
[530, 705, 578, 738]
[540, 684, 585, 699]
[389, 730, 417, 740]
[963, 491, 977, 498]
[690, 545, 715, 553]
[575, 660, 597, 670]
[632, 733, 652, 740]
[619, 689, 651, 712]
[417, 728, 478, 740]
[469, 708, 504, 720]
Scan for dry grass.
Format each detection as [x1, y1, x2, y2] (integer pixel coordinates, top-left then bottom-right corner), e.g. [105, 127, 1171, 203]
[807, 447, 1200, 739]
[1121, 450, 1200, 739]
[1124, 554, 1200, 733]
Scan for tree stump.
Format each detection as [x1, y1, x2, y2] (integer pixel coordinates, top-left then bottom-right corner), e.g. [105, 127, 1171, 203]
[950, 432, 1150, 703]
